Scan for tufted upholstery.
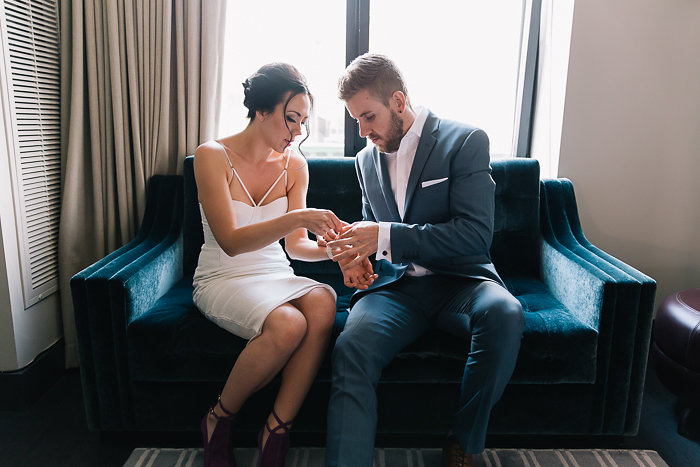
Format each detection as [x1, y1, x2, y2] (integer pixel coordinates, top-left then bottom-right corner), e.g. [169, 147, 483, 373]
[72, 156, 655, 437]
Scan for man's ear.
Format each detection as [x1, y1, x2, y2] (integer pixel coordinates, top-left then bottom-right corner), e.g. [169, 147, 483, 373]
[391, 91, 407, 113]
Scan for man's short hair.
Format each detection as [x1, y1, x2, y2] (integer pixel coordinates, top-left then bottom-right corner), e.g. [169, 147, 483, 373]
[338, 53, 409, 106]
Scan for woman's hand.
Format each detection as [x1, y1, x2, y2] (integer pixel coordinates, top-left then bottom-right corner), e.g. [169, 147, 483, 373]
[316, 226, 337, 248]
[294, 208, 343, 237]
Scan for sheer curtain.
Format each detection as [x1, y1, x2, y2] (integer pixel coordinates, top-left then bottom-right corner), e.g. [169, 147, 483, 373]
[529, 0, 575, 178]
[58, 0, 227, 367]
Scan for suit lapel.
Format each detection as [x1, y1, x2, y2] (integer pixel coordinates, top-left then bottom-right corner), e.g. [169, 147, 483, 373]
[404, 112, 439, 217]
[373, 150, 401, 221]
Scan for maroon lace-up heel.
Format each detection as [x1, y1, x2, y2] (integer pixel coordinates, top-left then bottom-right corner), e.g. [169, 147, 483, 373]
[257, 409, 293, 467]
[201, 396, 237, 467]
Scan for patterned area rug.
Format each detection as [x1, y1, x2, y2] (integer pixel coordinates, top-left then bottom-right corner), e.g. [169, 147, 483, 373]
[124, 447, 669, 466]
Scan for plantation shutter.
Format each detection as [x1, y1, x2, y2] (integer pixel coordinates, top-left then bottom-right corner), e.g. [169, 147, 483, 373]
[2, 0, 60, 308]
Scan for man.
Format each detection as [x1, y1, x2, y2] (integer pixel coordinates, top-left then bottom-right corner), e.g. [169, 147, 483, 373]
[325, 54, 524, 467]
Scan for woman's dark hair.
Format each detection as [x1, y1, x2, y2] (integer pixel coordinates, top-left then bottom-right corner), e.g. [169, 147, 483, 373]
[242, 63, 313, 154]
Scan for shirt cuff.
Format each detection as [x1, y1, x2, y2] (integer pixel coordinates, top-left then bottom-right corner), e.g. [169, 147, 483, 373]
[376, 222, 392, 263]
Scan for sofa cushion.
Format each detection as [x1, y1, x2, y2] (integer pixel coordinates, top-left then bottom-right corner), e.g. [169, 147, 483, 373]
[505, 277, 598, 383]
[374, 277, 597, 385]
[128, 276, 597, 385]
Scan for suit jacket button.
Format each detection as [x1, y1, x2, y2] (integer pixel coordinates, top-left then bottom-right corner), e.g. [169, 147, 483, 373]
[382, 250, 388, 256]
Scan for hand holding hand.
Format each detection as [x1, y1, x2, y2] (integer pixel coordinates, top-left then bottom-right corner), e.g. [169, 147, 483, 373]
[295, 208, 343, 238]
[315, 222, 345, 248]
[327, 221, 379, 269]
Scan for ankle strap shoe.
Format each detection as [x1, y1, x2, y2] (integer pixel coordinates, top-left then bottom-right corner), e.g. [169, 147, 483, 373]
[257, 408, 293, 467]
[202, 395, 237, 467]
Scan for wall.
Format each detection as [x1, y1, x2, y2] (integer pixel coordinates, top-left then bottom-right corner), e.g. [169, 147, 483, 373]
[0, 217, 18, 370]
[0, 74, 19, 371]
[556, 0, 700, 306]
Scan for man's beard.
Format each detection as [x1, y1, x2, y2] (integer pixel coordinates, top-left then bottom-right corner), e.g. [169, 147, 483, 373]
[376, 109, 405, 153]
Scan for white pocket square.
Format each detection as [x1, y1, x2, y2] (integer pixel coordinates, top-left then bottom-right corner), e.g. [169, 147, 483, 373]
[421, 177, 448, 188]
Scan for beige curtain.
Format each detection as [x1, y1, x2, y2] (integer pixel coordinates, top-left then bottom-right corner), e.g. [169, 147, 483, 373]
[58, 0, 227, 367]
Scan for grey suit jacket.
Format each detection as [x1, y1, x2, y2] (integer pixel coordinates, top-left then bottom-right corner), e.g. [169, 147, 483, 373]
[354, 111, 504, 297]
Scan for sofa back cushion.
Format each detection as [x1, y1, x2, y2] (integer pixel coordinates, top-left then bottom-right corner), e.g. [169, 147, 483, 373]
[182, 155, 540, 278]
[491, 158, 541, 277]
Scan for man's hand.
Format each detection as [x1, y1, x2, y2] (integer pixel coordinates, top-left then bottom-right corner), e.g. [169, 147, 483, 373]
[340, 257, 378, 290]
[327, 221, 379, 269]
[322, 224, 378, 289]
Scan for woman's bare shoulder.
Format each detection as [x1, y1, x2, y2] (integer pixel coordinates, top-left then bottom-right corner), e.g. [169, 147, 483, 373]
[195, 140, 225, 158]
[286, 148, 308, 172]
[193, 140, 232, 184]
[196, 140, 231, 166]
[285, 149, 309, 192]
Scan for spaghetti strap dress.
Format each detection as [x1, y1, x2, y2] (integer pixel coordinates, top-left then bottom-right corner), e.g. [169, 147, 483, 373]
[192, 142, 336, 340]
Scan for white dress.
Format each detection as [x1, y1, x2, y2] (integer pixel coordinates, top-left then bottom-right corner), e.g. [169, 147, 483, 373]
[192, 144, 336, 340]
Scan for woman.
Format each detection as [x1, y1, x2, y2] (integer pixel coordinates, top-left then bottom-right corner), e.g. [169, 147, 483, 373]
[193, 63, 370, 467]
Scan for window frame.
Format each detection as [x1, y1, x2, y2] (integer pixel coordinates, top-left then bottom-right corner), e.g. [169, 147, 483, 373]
[343, 0, 540, 158]
[344, 0, 369, 156]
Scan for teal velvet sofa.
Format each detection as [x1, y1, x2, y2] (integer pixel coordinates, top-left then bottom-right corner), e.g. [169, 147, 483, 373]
[71, 156, 656, 440]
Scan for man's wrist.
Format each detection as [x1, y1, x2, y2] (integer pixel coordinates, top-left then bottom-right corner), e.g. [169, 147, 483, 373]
[326, 245, 334, 260]
[377, 222, 392, 261]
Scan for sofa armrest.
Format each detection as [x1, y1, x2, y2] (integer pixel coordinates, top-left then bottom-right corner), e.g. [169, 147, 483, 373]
[542, 178, 655, 434]
[539, 231, 630, 433]
[539, 179, 647, 434]
[70, 175, 184, 430]
[539, 239, 613, 331]
[113, 233, 184, 325]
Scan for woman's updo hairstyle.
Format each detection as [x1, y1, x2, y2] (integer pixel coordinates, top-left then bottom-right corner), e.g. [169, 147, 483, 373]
[242, 63, 313, 120]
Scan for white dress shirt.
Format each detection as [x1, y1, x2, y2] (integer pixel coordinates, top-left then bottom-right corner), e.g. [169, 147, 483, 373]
[375, 107, 432, 276]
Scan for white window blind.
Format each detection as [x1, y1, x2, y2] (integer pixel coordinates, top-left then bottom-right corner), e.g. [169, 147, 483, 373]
[2, 0, 60, 308]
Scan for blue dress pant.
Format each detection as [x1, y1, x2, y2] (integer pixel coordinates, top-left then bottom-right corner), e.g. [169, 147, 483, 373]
[325, 275, 524, 467]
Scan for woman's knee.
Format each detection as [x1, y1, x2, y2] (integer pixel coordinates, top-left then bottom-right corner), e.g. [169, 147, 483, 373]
[263, 306, 307, 352]
[301, 289, 337, 333]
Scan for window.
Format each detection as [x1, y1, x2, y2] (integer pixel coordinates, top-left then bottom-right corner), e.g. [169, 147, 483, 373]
[220, 1, 536, 158]
[370, 1, 524, 158]
[218, 1, 346, 157]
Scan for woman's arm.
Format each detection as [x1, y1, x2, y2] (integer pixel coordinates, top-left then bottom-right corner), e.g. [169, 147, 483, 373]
[283, 154, 334, 262]
[283, 155, 377, 288]
[195, 143, 341, 257]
